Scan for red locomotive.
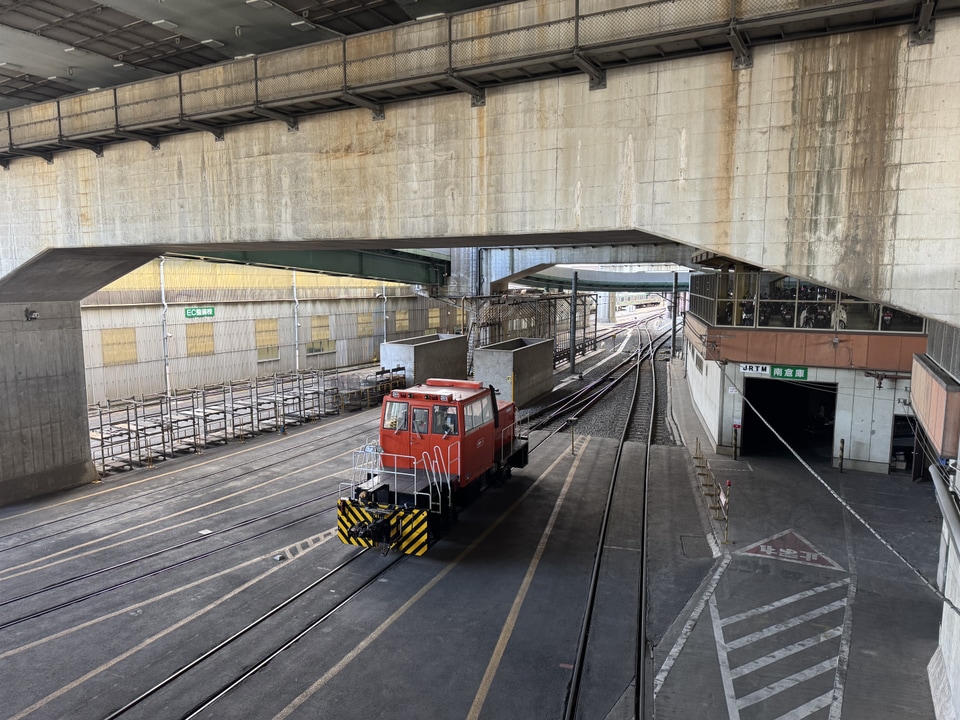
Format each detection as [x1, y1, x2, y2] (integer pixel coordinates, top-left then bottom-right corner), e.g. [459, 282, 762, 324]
[337, 379, 529, 555]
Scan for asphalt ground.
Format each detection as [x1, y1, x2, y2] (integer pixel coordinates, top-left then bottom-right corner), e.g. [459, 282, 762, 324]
[0, 354, 943, 720]
[0, 413, 649, 720]
[653, 358, 943, 720]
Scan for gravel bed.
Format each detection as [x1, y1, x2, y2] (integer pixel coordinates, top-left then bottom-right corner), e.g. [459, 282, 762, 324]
[519, 326, 681, 445]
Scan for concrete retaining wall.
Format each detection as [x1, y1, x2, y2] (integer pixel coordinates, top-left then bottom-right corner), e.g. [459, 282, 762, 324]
[380, 334, 467, 385]
[0, 301, 99, 505]
[473, 337, 554, 407]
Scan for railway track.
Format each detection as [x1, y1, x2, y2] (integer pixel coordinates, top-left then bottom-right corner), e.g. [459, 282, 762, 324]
[2, 329, 677, 720]
[101, 549, 400, 720]
[562, 322, 669, 720]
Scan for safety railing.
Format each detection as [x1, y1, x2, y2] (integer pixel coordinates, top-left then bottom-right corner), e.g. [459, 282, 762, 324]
[1, 0, 879, 157]
[345, 447, 451, 513]
[693, 438, 731, 544]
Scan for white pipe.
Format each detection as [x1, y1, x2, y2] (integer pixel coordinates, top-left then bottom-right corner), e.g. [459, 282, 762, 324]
[293, 270, 300, 372]
[160, 257, 172, 396]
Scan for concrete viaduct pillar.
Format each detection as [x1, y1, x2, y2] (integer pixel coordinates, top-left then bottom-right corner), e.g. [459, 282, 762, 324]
[0, 301, 99, 504]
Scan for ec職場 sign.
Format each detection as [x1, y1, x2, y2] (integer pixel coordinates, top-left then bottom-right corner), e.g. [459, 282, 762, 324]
[185, 307, 215, 319]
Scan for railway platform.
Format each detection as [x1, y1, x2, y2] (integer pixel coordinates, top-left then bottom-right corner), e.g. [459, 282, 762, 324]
[631, 359, 944, 720]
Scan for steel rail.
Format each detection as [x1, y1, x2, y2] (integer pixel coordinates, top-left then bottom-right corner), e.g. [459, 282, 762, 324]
[0, 416, 378, 550]
[0, 500, 340, 630]
[101, 549, 394, 720]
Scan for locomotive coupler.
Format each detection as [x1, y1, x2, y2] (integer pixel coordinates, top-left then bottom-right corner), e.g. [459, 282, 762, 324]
[347, 515, 394, 545]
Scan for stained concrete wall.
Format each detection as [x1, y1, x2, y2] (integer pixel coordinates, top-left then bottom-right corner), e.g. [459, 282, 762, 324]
[1, 21, 960, 327]
[931, 474, 960, 720]
[0, 301, 98, 505]
[379, 334, 467, 385]
[473, 337, 554, 407]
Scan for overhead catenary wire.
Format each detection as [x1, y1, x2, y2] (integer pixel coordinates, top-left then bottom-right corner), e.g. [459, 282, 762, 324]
[720, 363, 960, 617]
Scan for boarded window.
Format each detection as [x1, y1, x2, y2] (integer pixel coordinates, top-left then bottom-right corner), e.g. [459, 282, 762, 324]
[428, 307, 440, 332]
[394, 310, 409, 332]
[102, 327, 137, 366]
[256, 318, 279, 362]
[186, 322, 214, 357]
[357, 312, 373, 337]
[306, 315, 334, 354]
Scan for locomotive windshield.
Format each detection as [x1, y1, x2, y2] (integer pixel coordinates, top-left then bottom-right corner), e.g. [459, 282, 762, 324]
[464, 395, 494, 432]
[383, 401, 408, 431]
[433, 405, 458, 435]
[412, 407, 429, 435]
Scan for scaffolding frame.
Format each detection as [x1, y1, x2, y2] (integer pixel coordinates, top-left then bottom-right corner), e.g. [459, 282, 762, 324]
[88, 367, 405, 476]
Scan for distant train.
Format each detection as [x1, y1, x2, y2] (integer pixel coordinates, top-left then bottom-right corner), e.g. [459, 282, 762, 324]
[337, 379, 530, 555]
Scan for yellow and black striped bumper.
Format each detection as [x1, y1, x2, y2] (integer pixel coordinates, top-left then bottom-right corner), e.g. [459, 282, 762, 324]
[337, 500, 430, 556]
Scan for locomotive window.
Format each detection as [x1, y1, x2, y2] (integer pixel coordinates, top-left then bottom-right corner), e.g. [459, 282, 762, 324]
[433, 405, 458, 436]
[412, 407, 429, 435]
[383, 401, 408, 431]
[464, 395, 494, 433]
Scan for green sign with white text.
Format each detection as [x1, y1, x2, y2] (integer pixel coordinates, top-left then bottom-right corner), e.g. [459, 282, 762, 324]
[185, 307, 215, 319]
[770, 364, 808, 380]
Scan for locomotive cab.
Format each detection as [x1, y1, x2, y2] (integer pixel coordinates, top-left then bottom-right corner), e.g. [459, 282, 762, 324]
[337, 378, 529, 555]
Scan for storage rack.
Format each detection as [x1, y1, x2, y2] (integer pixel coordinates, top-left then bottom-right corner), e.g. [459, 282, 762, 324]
[88, 366, 404, 476]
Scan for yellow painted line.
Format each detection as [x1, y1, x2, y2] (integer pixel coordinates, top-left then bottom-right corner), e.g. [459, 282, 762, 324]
[0, 450, 351, 581]
[272, 438, 583, 720]
[5, 531, 338, 719]
[467, 437, 591, 720]
[0, 412, 373, 525]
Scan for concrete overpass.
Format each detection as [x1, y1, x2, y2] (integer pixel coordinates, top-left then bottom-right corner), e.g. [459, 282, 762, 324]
[1, 2, 959, 502]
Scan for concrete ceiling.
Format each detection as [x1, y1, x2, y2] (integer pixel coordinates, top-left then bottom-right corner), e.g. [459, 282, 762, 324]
[0, 0, 499, 110]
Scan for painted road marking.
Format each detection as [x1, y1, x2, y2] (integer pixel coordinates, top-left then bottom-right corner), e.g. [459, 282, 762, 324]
[710, 576, 852, 719]
[654, 553, 732, 695]
[6, 530, 339, 719]
[739, 529, 845, 571]
[271, 438, 589, 720]
[736, 657, 838, 709]
[466, 437, 590, 720]
[729, 627, 842, 679]
[720, 578, 850, 627]
[724, 599, 846, 650]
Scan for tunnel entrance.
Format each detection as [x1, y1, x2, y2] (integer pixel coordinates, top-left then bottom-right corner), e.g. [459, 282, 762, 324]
[741, 378, 837, 460]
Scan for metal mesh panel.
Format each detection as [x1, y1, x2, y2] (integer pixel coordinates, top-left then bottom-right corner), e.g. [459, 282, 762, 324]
[346, 44, 448, 86]
[738, 0, 850, 20]
[580, 0, 726, 47]
[182, 84, 245, 115]
[451, 19, 575, 67]
[182, 62, 256, 115]
[116, 76, 181, 126]
[9, 102, 59, 145]
[59, 89, 116, 136]
[926, 320, 960, 381]
[258, 65, 343, 102]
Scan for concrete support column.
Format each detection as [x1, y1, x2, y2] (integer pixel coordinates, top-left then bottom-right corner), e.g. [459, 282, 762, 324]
[598, 292, 617, 323]
[0, 301, 98, 505]
[448, 247, 484, 296]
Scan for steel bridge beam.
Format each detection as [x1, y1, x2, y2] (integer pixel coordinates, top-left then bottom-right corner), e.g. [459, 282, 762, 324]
[172, 248, 449, 286]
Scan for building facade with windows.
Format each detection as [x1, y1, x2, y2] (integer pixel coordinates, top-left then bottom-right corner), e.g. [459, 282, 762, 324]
[684, 270, 927, 474]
